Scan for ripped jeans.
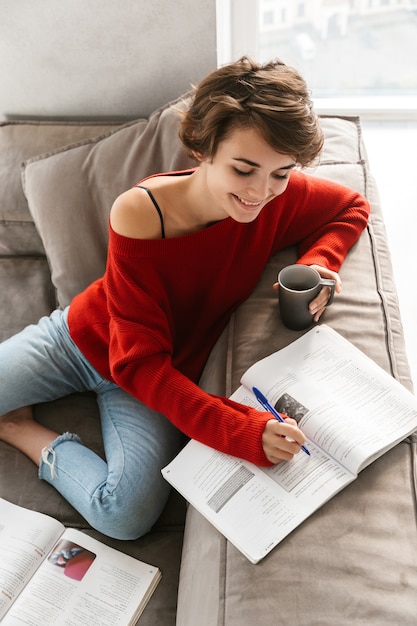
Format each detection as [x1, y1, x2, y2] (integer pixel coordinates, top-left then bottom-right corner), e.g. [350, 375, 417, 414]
[0, 308, 183, 539]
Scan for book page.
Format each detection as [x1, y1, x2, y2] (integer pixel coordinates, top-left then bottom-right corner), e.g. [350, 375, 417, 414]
[162, 439, 353, 563]
[163, 326, 417, 563]
[2, 528, 160, 626]
[0, 499, 65, 621]
[239, 325, 417, 473]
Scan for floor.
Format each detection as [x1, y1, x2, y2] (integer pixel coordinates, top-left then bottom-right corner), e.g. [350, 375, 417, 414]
[361, 120, 417, 388]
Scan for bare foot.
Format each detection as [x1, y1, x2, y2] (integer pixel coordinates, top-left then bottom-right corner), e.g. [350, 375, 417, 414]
[0, 406, 59, 466]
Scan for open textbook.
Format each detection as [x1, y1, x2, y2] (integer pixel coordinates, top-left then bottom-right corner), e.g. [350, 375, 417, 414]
[0, 498, 161, 625]
[162, 325, 417, 564]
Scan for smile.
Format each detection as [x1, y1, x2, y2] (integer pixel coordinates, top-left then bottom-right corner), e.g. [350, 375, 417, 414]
[235, 195, 263, 207]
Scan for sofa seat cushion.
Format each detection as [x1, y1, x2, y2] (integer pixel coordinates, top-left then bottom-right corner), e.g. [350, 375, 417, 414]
[177, 116, 417, 625]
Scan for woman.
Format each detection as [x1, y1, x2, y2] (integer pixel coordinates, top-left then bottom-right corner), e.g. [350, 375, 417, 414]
[0, 57, 370, 539]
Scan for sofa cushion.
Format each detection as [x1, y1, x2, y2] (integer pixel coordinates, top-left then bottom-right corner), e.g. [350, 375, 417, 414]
[178, 116, 417, 625]
[0, 120, 123, 256]
[0, 257, 56, 341]
[22, 94, 196, 308]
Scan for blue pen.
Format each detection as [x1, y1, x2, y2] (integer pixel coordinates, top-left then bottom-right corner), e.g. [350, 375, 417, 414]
[252, 386, 311, 456]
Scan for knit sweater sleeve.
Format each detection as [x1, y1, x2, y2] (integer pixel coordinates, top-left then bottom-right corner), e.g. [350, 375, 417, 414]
[274, 172, 370, 270]
[104, 230, 273, 467]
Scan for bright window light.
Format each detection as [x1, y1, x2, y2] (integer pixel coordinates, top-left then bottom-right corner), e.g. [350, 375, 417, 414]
[216, 0, 417, 118]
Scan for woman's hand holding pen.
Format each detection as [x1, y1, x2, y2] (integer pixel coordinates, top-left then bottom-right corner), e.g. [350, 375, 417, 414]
[262, 417, 307, 464]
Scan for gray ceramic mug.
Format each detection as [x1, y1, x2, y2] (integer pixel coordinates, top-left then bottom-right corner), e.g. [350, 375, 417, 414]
[278, 264, 336, 330]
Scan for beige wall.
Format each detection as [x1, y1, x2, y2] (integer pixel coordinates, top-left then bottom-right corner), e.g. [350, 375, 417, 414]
[0, 0, 217, 120]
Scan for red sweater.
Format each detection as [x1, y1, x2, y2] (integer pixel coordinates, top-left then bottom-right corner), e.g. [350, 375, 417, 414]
[68, 170, 370, 466]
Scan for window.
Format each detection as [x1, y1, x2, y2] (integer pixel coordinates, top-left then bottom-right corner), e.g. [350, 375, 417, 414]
[263, 9, 274, 25]
[297, 3, 306, 18]
[216, 0, 417, 117]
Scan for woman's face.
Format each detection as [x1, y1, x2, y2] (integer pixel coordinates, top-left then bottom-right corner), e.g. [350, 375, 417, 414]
[200, 126, 296, 223]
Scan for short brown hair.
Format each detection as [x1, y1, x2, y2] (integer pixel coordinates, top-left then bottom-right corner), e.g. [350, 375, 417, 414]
[179, 56, 323, 167]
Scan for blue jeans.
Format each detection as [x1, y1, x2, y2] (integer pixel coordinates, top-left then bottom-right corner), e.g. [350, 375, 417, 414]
[0, 308, 183, 540]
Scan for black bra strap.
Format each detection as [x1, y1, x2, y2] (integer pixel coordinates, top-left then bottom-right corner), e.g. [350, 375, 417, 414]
[136, 185, 166, 239]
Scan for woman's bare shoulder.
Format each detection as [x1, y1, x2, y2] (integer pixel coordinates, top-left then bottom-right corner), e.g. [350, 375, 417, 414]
[110, 172, 196, 239]
[110, 186, 163, 240]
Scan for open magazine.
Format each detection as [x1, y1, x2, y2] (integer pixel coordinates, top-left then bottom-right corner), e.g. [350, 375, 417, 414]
[0, 498, 161, 625]
[162, 325, 417, 564]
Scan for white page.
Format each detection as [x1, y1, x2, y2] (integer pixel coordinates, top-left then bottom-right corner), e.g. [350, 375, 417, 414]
[0, 499, 65, 620]
[162, 439, 353, 563]
[239, 325, 417, 473]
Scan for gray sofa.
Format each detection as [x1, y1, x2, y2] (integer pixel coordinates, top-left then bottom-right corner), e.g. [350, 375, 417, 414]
[1, 95, 416, 625]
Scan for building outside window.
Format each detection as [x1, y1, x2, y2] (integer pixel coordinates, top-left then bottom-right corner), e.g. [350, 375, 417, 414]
[217, 0, 417, 116]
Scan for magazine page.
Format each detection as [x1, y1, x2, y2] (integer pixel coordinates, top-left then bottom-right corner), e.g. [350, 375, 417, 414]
[2, 528, 161, 626]
[239, 325, 417, 474]
[0, 498, 65, 621]
[162, 439, 354, 564]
